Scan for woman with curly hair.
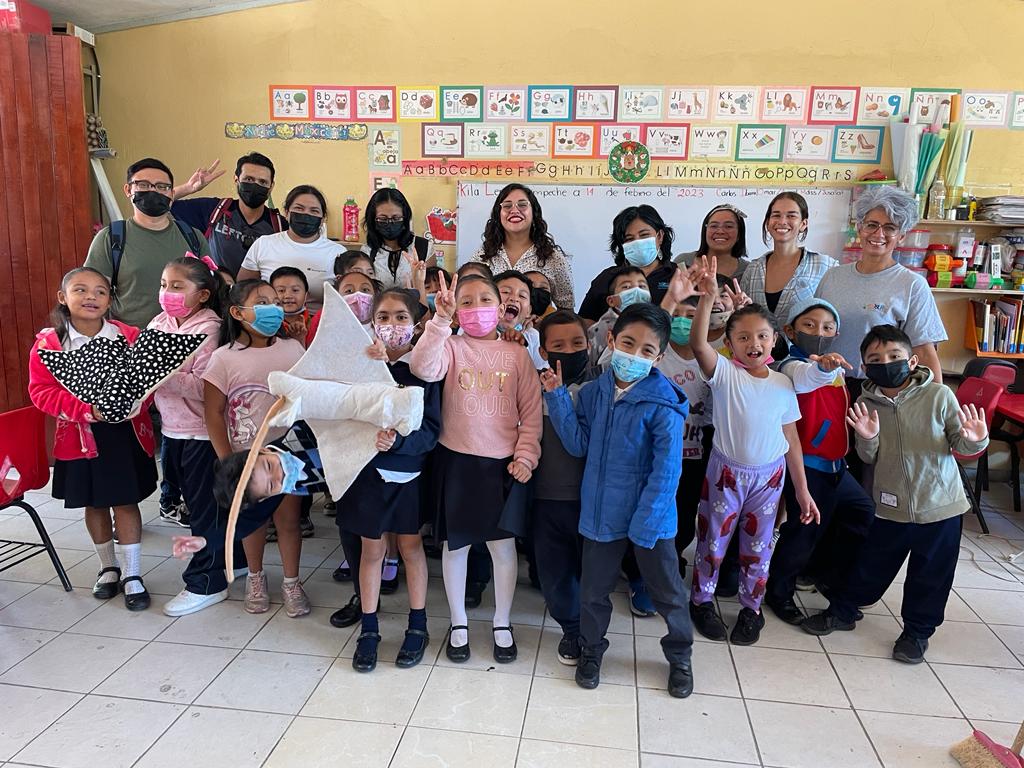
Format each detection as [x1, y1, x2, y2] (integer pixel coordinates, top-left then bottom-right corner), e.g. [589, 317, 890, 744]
[468, 183, 575, 310]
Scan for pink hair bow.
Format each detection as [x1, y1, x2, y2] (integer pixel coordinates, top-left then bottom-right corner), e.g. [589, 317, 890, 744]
[185, 251, 218, 274]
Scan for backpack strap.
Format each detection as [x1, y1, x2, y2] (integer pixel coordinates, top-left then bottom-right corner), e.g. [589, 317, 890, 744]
[108, 220, 127, 291]
[204, 197, 234, 240]
[174, 219, 202, 255]
[268, 208, 284, 233]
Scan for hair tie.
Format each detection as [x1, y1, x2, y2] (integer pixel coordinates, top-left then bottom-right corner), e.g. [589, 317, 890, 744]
[185, 251, 218, 274]
[708, 204, 747, 219]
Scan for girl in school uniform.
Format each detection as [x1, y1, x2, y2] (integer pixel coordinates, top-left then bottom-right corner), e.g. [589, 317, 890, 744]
[341, 288, 441, 672]
[201, 279, 308, 617]
[361, 188, 431, 288]
[28, 267, 157, 611]
[410, 272, 542, 664]
[149, 254, 237, 617]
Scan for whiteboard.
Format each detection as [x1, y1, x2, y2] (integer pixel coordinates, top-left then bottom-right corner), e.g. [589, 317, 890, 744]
[455, 183, 852, 306]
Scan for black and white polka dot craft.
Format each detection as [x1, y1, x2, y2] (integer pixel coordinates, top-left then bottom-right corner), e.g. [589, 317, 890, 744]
[38, 329, 208, 423]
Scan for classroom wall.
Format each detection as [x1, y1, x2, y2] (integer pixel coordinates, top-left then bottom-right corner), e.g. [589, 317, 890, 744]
[94, 0, 1024, 245]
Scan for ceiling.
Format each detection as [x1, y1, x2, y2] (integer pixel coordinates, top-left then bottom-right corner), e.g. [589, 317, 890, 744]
[34, 0, 304, 34]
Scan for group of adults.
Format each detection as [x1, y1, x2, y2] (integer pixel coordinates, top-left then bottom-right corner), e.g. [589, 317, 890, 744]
[88, 150, 947, 401]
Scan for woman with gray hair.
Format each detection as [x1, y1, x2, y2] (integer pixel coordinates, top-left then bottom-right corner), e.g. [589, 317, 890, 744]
[815, 185, 947, 386]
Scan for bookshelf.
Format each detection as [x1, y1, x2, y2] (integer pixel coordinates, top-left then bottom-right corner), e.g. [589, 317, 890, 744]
[962, 295, 1024, 359]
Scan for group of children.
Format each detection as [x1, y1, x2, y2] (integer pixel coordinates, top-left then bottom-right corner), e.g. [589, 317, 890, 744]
[29, 233, 989, 698]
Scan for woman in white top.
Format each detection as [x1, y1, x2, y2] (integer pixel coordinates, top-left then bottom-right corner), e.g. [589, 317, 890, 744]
[468, 183, 575, 310]
[360, 188, 430, 289]
[238, 185, 342, 311]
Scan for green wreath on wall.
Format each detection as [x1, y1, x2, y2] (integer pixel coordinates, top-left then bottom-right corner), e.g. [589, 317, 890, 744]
[608, 140, 650, 183]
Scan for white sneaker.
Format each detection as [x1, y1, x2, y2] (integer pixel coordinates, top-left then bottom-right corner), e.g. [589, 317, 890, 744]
[163, 589, 228, 617]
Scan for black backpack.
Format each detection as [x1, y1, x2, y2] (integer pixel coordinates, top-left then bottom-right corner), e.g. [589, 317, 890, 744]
[108, 219, 202, 291]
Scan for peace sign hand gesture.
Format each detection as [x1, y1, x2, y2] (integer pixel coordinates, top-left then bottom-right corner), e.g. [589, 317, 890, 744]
[433, 272, 458, 321]
[181, 159, 225, 196]
[540, 360, 563, 393]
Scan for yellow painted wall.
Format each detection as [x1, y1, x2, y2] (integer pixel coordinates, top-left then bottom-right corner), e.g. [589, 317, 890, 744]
[96, 0, 1024, 242]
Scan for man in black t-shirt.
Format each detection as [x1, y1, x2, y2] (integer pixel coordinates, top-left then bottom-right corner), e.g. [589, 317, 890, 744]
[171, 152, 287, 277]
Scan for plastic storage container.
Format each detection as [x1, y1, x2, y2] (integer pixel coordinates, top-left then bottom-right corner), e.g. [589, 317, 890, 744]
[896, 247, 927, 268]
[904, 229, 930, 249]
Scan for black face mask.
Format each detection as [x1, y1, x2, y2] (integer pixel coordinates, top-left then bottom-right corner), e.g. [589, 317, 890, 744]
[794, 331, 835, 356]
[289, 212, 322, 238]
[378, 220, 405, 241]
[547, 349, 589, 384]
[237, 182, 270, 209]
[864, 360, 912, 388]
[530, 287, 552, 317]
[132, 190, 171, 217]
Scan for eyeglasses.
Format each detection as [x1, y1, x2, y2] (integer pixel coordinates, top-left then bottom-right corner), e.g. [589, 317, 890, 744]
[861, 221, 900, 236]
[375, 216, 404, 225]
[706, 222, 738, 231]
[130, 180, 172, 193]
[500, 201, 530, 212]
[239, 175, 271, 188]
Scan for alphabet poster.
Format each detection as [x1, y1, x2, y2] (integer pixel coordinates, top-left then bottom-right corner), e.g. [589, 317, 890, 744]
[269, 86, 311, 120]
[713, 87, 759, 121]
[598, 124, 642, 157]
[509, 124, 551, 156]
[665, 87, 709, 121]
[421, 123, 464, 157]
[528, 86, 573, 121]
[784, 126, 832, 163]
[962, 91, 1010, 128]
[440, 86, 484, 122]
[736, 125, 785, 161]
[859, 87, 908, 124]
[398, 87, 439, 121]
[312, 86, 353, 121]
[808, 86, 859, 124]
[368, 126, 402, 170]
[619, 86, 664, 120]
[643, 124, 689, 159]
[908, 88, 959, 124]
[553, 124, 596, 157]
[760, 87, 808, 123]
[1013, 93, 1024, 130]
[485, 86, 526, 120]
[689, 125, 735, 160]
[466, 124, 507, 157]
[832, 126, 883, 164]
[573, 87, 617, 121]
[355, 87, 395, 121]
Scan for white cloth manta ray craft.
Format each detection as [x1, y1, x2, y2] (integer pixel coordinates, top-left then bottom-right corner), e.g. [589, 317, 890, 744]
[225, 285, 424, 582]
[37, 329, 208, 423]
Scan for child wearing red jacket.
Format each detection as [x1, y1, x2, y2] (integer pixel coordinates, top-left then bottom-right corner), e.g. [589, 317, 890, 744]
[28, 267, 157, 611]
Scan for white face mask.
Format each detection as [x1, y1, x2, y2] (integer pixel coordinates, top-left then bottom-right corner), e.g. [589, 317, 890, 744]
[709, 309, 732, 330]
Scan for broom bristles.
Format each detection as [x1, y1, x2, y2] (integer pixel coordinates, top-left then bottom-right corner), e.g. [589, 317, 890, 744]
[950, 730, 1024, 768]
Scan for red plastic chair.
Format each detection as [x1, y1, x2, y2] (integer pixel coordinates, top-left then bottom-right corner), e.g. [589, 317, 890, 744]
[0, 407, 71, 590]
[955, 377, 1003, 534]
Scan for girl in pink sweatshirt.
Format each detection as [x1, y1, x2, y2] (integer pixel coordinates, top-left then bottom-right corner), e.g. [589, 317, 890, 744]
[411, 272, 542, 665]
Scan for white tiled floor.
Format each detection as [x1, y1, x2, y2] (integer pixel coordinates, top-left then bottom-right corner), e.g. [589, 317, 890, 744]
[0, 481, 1022, 767]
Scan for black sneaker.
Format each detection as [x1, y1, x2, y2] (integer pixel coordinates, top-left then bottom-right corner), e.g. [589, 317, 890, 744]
[575, 649, 602, 690]
[800, 610, 855, 636]
[322, 496, 336, 516]
[690, 601, 728, 642]
[329, 594, 362, 628]
[332, 560, 352, 582]
[668, 662, 694, 699]
[299, 515, 315, 539]
[160, 501, 190, 528]
[265, 521, 278, 543]
[766, 597, 805, 626]
[557, 634, 581, 666]
[465, 581, 486, 609]
[730, 607, 765, 646]
[892, 632, 928, 664]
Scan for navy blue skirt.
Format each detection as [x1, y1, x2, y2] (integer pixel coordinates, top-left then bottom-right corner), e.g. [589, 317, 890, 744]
[52, 421, 157, 508]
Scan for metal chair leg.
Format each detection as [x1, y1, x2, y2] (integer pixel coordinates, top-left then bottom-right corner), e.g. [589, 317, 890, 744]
[13, 500, 72, 592]
[1013, 443, 1022, 513]
[960, 463, 990, 535]
[974, 450, 987, 504]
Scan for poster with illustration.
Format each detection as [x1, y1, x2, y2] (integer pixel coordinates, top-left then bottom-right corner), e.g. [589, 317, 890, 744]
[783, 126, 832, 163]
[465, 125, 507, 157]
[269, 85, 312, 120]
[527, 86, 573, 121]
[712, 87, 759, 121]
[760, 87, 808, 123]
[509, 124, 551, 156]
[808, 86, 859, 124]
[573, 86, 618, 121]
[553, 124, 596, 157]
[832, 126, 883, 164]
[369, 173, 400, 195]
[859, 88, 908, 124]
[355, 87, 396, 121]
[421, 123, 464, 157]
[598, 124, 642, 157]
[735, 124, 785, 161]
[368, 126, 402, 170]
[440, 86, 484, 122]
[312, 86, 353, 121]
[665, 87, 709, 121]
[643, 124, 689, 159]
[962, 91, 1010, 128]
[1013, 93, 1024, 130]
[619, 86, 664, 120]
[485, 86, 526, 120]
[425, 207, 457, 244]
[398, 87, 439, 121]
[689, 125, 734, 160]
[908, 88, 959, 124]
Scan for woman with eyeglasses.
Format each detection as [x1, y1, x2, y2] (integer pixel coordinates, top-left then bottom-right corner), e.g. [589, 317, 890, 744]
[674, 204, 750, 281]
[361, 188, 431, 289]
[237, 185, 342, 311]
[468, 183, 575, 310]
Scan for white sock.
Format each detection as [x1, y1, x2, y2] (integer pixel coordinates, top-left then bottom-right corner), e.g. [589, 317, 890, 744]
[120, 542, 143, 595]
[442, 541, 469, 646]
[487, 538, 518, 648]
[94, 539, 119, 584]
[282, 575, 299, 587]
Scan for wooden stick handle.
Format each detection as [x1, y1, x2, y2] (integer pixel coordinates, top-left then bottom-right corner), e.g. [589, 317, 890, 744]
[224, 396, 287, 585]
[1012, 718, 1024, 756]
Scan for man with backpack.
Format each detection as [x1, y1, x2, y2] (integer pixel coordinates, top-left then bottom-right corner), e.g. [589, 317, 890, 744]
[85, 157, 211, 329]
[170, 152, 286, 278]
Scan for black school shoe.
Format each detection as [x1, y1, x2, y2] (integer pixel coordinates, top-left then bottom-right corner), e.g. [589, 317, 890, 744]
[299, 514, 315, 539]
[493, 626, 518, 663]
[330, 594, 362, 628]
[766, 596, 805, 626]
[690, 601, 728, 641]
[446, 624, 471, 662]
[352, 631, 380, 673]
[396, 629, 430, 669]
[800, 610, 855, 636]
[92, 567, 121, 600]
[575, 649, 602, 690]
[465, 581, 486, 609]
[668, 663, 694, 699]
[557, 634, 581, 666]
[730, 607, 765, 645]
[892, 632, 928, 664]
[120, 576, 150, 611]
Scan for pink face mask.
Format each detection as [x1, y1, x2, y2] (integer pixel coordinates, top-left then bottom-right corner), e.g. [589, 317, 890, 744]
[458, 306, 500, 337]
[343, 291, 374, 323]
[374, 323, 415, 349]
[159, 289, 194, 319]
[731, 354, 774, 370]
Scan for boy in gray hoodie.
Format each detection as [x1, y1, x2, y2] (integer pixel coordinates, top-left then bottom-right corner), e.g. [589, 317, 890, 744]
[801, 325, 989, 664]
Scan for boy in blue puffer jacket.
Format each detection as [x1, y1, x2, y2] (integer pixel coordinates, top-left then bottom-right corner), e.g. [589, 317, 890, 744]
[542, 303, 694, 698]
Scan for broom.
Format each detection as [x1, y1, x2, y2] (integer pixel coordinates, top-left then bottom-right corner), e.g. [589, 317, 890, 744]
[950, 721, 1024, 767]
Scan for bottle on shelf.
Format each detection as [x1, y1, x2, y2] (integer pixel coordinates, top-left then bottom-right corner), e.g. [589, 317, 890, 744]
[928, 175, 947, 221]
[342, 197, 360, 242]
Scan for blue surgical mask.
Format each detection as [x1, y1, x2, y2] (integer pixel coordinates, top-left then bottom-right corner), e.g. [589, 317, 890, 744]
[622, 237, 659, 267]
[610, 347, 654, 383]
[239, 304, 284, 336]
[274, 448, 308, 495]
[670, 316, 692, 345]
[427, 294, 437, 312]
[617, 286, 651, 310]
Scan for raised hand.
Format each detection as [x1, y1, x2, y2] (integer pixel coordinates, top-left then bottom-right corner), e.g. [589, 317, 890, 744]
[846, 401, 880, 440]
[433, 271, 458, 320]
[723, 278, 752, 309]
[697, 255, 719, 296]
[375, 429, 397, 451]
[182, 159, 225, 196]
[284, 317, 307, 341]
[663, 267, 701, 306]
[366, 337, 388, 361]
[508, 459, 532, 483]
[500, 327, 527, 347]
[172, 535, 207, 559]
[410, 258, 427, 297]
[539, 360, 563, 393]
[808, 352, 853, 372]
[958, 403, 988, 442]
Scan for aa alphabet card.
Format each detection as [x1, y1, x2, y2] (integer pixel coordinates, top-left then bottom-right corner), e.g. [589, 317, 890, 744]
[440, 86, 484, 122]
[735, 124, 785, 162]
[859, 87, 908, 124]
[760, 87, 808, 123]
[421, 123, 464, 157]
[465, 125, 507, 157]
[784, 126, 832, 163]
[689, 125, 735, 161]
[528, 86, 573, 121]
[832, 126, 883, 164]
[573, 86, 618, 121]
[712, 87, 759, 121]
[643, 124, 689, 159]
[509, 124, 552, 156]
[598, 124, 642, 157]
[368, 126, 402, 170]
[312, 86, 353, 121]
[269, 86, 312, 120]
[665, 87, 709, 121]
[808, 86, 859, 124]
